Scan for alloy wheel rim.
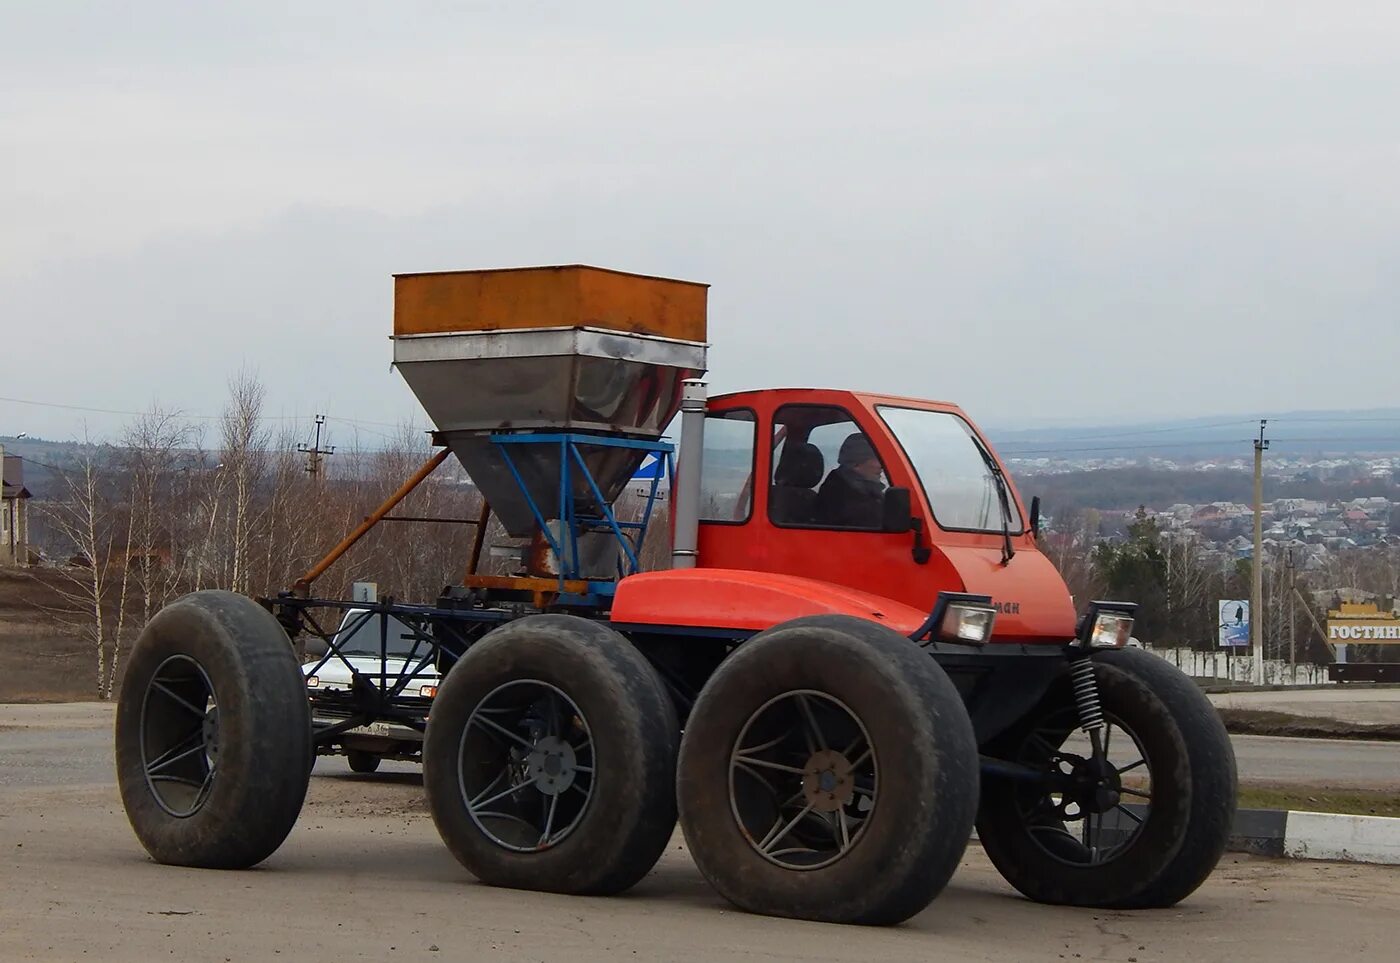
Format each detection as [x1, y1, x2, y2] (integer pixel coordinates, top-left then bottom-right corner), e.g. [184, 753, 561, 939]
[458, 679, 595, 853]
[728, 689, 878, 870]
[140, 654, 220, 818]
[1013, 709, 1155, 867]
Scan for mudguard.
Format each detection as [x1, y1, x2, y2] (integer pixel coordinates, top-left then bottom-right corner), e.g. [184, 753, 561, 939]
[609, 569, 929, 636]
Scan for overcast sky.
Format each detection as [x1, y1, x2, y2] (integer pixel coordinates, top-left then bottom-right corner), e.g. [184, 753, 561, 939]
[3, 1, 1397, 447]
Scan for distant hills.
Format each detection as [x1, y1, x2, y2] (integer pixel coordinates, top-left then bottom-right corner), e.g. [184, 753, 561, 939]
[984, 409, 1400, 461]
[6, 407, 1399, 504]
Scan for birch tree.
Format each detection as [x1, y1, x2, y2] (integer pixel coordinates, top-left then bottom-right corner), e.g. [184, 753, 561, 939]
[38, 435, 121, 698]
[220, 369, 269, 594]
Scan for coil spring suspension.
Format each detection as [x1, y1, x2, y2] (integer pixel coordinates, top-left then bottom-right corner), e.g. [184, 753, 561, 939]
[1069, 656, 1105, 735]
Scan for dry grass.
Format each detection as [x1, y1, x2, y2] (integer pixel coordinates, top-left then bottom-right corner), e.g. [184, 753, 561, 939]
[1217, 707, 1400, 742]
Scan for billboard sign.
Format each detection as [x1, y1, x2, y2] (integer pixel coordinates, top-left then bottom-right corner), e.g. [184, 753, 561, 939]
[629, 453, 669, 499]
[1326, 602, 1400, 644]
[631, 454, 665, 481]
[1327, 620, 1400, 643]
[1218, 600, 1250, 648]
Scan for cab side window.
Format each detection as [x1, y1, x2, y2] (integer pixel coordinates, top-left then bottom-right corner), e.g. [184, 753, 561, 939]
[769, 405, 888, 530]
[699, 409, 757, 523]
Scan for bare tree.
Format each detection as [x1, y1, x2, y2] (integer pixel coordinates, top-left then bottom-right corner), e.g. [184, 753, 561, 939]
[38, 433, 121, 699]
[120, 405, 197, 625]
[1163, 530, 1217, 648]
[219, 368, 270, 594]
[1042, 507, 1103, 609]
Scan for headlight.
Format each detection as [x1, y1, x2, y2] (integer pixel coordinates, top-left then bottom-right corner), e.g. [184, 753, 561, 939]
[939, 603, 997, 644]
[912, 592, 998, 646]
[305, 675, 319, 688]
[419, 685, 438, 699]
[1075, 602, 1138, 649]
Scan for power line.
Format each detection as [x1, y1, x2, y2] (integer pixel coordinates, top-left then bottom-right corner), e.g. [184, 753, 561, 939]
[0, 394, 428, 436]
[1000, 436, 1400, 456]
[1273, 416, 1400, 424]
[998, 419, 1259, 444]
[1001, 440, 1254, 455]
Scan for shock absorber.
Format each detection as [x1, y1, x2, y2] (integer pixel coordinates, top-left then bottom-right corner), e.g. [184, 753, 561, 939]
[1069, 655, 1105, 736]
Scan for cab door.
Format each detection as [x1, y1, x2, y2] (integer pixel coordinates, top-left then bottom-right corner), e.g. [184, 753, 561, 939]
[696, 397, 960, 611]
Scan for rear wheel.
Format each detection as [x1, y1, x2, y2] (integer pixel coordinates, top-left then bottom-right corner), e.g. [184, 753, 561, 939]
[115, 591, 312, 869]
[977, 647, 1236, 908]
[677, 615, 979, 925]
[347, 750, 382, 774]
[423, 614, 677, 895]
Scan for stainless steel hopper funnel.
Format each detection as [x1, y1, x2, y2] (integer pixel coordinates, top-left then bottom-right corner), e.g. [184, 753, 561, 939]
[391, 266, 708, 536]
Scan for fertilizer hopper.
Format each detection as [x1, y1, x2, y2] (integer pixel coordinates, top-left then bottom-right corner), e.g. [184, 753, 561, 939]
[392, 265, 708, 581]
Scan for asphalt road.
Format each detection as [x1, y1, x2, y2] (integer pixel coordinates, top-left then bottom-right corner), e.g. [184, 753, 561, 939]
[3, 702, 1399, 962]
[6, 703, 1398, 792]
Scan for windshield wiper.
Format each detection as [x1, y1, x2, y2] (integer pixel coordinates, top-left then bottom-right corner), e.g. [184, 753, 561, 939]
[972, 438, 1016, 565]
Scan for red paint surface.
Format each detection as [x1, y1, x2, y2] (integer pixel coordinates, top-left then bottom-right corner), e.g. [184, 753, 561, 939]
[611, 389, 1078, 643]
[612, 569, 931, 635]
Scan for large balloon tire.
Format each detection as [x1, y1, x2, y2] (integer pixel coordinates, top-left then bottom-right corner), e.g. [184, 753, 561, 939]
[977, 647, 1237, 908]
[423, 614, 678, 896]
[115, 590, 312, 869]
[347, 750, 382, 774]
[677, 614, 979, 925]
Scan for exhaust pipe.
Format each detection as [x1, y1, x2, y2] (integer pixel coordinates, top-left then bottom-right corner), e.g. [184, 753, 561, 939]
[670, 380, 707, 569]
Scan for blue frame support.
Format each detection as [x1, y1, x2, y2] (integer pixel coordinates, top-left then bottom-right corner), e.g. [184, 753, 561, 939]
[487, 432, 674, 595]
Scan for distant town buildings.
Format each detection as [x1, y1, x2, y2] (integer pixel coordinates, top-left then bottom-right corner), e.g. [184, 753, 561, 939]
[1018, 451, 1399, 576]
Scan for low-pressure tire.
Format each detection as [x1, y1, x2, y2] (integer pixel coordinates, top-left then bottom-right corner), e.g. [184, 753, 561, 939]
[423, 614, 678, 896]
[115, 590, 312, 869]
[976, 646, 1237, 908]
[677, 615, 979, 925]
[347, 750, 382, 774]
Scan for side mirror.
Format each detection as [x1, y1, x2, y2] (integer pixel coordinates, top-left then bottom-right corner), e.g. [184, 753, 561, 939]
[1029, 495, 1042, 538]
[882, 486, 914, 534]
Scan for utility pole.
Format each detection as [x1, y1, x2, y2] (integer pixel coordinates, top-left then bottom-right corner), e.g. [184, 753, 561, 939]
[1287, 549, 1297, 684]
[1252, 419, 1269, 684]
[297, 414, 335, 479]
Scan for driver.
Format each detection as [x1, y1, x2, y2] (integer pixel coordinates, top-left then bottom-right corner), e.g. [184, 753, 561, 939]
[814, 432, 885, 529]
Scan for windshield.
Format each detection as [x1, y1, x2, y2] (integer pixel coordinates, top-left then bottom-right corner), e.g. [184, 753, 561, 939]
[876, 406, 1023, 534]
[335, 611, 422, 658]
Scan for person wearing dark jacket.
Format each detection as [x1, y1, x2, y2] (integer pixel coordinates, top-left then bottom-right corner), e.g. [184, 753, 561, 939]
[814, 432, 886, 528]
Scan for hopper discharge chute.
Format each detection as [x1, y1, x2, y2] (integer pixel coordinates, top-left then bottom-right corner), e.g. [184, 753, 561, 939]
[392, 265, 708, 565]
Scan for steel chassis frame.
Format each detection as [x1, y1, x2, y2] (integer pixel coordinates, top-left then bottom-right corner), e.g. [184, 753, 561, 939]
[272, 590, 1071, 753]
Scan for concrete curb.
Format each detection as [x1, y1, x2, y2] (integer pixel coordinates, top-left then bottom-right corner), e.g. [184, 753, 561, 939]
[1200, 682, 1400, 693]
[1089, 805, 1400, 864]
[1221, 808, 1400, 864]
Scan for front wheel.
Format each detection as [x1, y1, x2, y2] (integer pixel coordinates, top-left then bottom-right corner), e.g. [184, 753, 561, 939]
[677, 615, 979, 925]
[347, 750, 382, 774]
[423, 614, 678, 896]
[976, 647, 1237, 908]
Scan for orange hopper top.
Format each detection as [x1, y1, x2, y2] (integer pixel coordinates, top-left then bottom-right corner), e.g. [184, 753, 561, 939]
[393, 264, 708, 343]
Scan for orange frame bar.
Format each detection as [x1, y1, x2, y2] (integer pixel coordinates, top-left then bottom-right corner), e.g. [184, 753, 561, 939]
[293, 448, 451, 594]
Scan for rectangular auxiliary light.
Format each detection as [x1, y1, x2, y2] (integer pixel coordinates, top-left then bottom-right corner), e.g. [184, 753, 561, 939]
[941, 604, 997, 644]
[1075, 601, 1138, 649]
[911, 592, 998, 646]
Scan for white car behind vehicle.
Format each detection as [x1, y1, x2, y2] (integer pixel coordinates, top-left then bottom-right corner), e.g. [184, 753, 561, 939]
[302, 608, 441, 772]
